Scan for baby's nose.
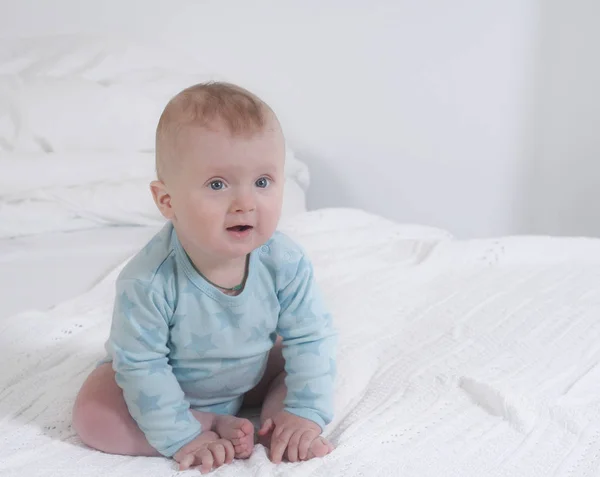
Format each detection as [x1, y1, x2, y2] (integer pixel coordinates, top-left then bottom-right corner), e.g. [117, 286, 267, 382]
[232, 191, 256, 213]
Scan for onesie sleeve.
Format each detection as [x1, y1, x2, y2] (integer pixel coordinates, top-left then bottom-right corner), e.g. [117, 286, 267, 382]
[106, 278, 201, 457]
[276, 255, 337, 430]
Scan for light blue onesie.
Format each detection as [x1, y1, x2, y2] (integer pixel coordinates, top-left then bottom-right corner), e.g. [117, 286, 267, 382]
[102, 222, 337, 457]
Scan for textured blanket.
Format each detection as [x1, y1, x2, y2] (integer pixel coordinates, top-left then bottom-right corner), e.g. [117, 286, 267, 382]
[2, 208, 600, 476]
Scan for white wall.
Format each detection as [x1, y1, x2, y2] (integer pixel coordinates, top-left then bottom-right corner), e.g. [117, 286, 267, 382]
[1, 0, 579, 239]
[522, 0, 600, 237]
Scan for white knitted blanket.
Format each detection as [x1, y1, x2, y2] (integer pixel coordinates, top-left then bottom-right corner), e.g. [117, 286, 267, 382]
[2, 208, 600, 477]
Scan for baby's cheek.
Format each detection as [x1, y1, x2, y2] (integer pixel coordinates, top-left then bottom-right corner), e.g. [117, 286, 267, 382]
[190, 202, 219, 224]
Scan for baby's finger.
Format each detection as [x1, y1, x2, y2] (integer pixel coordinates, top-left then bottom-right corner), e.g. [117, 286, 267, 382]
[298, 431, 314, 461]
[198, 449, 214, 474]
[223, 439, 235, 463]
[235, 443, 245, 454]
[178, 453, 195, 471]
[288, 429, 306, 462]
[258, 418, 274, 436]
[270, 427, 293, 464]
[209, 442, 226, 467]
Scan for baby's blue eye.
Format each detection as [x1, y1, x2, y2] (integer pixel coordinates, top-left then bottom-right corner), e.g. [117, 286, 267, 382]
[210, 180, 224, 190]
[255, 177, 270, 188]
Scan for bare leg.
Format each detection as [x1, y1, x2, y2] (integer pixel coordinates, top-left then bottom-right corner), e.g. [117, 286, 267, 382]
[258, 372, 286, 427]
[72, 363, 217, 456]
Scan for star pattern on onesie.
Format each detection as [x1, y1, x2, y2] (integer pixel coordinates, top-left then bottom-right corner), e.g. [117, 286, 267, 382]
[297, 340, 323, 357]
[276, 319, 294, 335]
[261, 290, 280, 314]
[136, 323, 163, 347]
[219, 357, 244, 369]
[176, 366, 212, 381]
[135, 391, 161, 415]
[185, 332, 218, 357]
[215, 309, 244, 329]
[160, 434, 188, 453]
[327, 358, 336, 377]
[277, 259, 300, 286]
[119, 291, 137, 319]
[170, 308, 188, 324]
[163, 271, 176, 294]
[245, 325, 264, 343]
[113, 346, 129, 368]
[221, 384, 240, 395]
[141, 234, 164, 256]
[292, 384, 321, 404]
[180, 279, 201, 296]
[284, 359, 301, 375]
[174, 402, 193, 424]
[248, 358, 267, 375]
[295, 299, 319, 327]
[210, 400, 236, 415]
[147, 359, 168, 375]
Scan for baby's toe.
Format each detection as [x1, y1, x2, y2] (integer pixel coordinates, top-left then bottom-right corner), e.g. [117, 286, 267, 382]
[215, 416, 254, 441]
[240, 419, 254, 436]
[234, 442, 253, 459]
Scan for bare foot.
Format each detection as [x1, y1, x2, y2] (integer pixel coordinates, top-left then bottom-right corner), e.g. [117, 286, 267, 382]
[307, 436, 334, 459]
[213, 415, 255, 459]
[174, 431, 235, 473]
[257, 418, 334, 462]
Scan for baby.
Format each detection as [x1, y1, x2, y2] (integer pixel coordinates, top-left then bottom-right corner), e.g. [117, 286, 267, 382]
[72, 82, 337, 473]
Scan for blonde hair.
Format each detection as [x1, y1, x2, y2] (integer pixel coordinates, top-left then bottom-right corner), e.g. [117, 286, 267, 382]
[155, 81, 276, 180]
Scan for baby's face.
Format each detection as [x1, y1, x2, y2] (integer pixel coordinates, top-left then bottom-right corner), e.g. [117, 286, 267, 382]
[168, 122, 285, 260]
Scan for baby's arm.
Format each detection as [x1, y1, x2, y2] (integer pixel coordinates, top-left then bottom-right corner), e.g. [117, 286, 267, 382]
[276, 254, 337, 430]
[107, 278, 203, 458]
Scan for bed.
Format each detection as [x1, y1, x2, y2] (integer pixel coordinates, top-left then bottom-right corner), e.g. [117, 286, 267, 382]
[0, 226, 161, 319]
[2, 35, 600, 477]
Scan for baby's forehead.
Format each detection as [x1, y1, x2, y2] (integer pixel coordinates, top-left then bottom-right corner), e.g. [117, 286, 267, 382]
[170, 121, 282, 167]
[156, 82, 282, 180]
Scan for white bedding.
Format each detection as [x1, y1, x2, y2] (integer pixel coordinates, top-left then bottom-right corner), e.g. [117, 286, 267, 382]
[0, 35, 311, 239]
[2, 208, 600, 477]
[0, 226, 160, 319]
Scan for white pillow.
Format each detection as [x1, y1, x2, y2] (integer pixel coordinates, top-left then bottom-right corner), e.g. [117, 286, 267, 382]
[0, 151, 154, 197]
[0, 75, 163, 152]
[0, 34, 217, 153]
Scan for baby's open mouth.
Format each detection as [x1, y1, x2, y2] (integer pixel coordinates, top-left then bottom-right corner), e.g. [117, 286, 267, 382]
[227, 225, 253, 232]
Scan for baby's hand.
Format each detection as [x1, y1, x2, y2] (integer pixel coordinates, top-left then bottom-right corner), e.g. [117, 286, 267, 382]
[173, 431, 234, 474]
[258, 411, 322, 463]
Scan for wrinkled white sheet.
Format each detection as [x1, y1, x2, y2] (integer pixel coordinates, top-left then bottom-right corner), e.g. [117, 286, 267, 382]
[2, 208, 600, 477]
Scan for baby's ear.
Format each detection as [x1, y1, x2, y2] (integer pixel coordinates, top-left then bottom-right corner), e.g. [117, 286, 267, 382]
[150, 180, 175, 219]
